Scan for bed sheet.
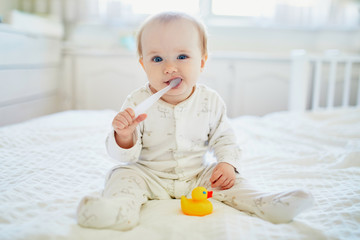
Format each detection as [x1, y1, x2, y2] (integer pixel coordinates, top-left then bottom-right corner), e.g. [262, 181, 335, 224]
[0, 108, 359, 240]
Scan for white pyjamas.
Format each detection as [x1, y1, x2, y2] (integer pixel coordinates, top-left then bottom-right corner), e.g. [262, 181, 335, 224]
[77, 84, 314, 230]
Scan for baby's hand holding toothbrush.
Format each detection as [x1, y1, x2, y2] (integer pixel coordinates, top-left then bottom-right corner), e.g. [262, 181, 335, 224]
[112, 108, 147, 149]
[112, 78, 181, 148]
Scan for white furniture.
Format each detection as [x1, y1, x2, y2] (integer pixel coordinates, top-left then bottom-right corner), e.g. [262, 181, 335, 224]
[201, 52, 290, 117]
[63, 48, 360, 118]
[0, 25, 62, 126]
[63, 49, 291, 117]
[62, 49, 147, 112]
[289, 49, 360, 111]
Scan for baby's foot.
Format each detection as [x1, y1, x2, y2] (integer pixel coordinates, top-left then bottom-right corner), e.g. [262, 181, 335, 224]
[255, 189, 314, 223]
[77, 196, 140, 231]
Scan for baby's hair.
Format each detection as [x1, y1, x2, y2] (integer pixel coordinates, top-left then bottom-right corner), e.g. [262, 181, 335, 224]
[136, 12, 208, 58]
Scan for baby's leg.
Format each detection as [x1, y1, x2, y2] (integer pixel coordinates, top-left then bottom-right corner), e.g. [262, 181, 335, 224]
[196, 165, 314, 223]
[77, 167, 149, 231]
[214, 178, 314, 223]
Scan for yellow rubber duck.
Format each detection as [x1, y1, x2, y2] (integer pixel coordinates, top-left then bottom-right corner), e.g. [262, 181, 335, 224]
[181, 187, 213, 216]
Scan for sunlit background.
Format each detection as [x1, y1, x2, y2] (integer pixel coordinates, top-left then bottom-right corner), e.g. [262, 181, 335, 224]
[0, 0, 360, 125]
[1, 0, 359, 49]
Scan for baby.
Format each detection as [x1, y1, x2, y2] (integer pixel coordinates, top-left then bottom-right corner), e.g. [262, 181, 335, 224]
[77, 12, 314, 231]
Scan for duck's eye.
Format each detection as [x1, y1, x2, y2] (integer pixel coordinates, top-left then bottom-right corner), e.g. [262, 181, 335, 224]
[152, 56, 163, 62]
[203, 191, 206, 194]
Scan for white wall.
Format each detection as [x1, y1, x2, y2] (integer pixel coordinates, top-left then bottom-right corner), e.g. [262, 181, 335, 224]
[207, 26, 360, 55]
[1, 3, 360, 124]
[60, 22, 360, 117]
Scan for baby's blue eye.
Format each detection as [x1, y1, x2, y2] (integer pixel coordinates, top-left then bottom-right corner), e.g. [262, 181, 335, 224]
[178, 55, 188, 60]
[153, 56, 163, 62]
[203, 191, 206, 194]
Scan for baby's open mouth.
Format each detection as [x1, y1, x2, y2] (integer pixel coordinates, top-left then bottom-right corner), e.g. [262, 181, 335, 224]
[165, 78, 182, 86]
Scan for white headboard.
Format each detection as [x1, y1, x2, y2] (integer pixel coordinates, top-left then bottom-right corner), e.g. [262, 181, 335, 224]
[289, 50, 360, 112]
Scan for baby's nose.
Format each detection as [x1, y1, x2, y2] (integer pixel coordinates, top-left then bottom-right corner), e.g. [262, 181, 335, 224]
[164, 62, 178, 74]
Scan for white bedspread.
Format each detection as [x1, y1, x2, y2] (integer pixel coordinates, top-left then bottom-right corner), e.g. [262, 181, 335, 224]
[1, 108, 359, 240]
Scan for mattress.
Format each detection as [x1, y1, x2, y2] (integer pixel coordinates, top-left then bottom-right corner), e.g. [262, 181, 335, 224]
[1, 108, 359, 240]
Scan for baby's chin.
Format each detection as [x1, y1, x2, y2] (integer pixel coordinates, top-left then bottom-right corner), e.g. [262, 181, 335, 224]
[170, 87, 195, 100]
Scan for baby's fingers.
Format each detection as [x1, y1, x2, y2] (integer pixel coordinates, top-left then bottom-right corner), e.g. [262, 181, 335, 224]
[113, 108, 134, 128]
[221, 179, 235, 190]
[113, 115, 130, 130]
[135, 113, 147, 123]
[210, 169, 222, 184]
[124, 108, 135, 119]
[126, 113, 147, 132]
[122, 108, 136, 125]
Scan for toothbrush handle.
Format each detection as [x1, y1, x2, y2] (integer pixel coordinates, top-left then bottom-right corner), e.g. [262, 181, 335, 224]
[133, 85, 171, 118]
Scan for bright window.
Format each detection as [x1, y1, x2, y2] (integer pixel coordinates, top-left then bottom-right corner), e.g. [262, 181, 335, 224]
[212, 0, 276, 17]
[102, 0, 200, 15]
[71, 0, 359, 29]
[129, 0, 199, 15]
[210, 0, 359, 28]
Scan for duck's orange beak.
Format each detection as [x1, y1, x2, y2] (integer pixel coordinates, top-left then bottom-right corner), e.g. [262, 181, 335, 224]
[207, 191, 213, 198]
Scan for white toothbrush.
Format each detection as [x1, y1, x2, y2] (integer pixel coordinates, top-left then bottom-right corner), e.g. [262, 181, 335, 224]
[133, 78, 181, 118]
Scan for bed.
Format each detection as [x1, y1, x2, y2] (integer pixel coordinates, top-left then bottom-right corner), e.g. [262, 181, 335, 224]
[1, 52, 360, 240]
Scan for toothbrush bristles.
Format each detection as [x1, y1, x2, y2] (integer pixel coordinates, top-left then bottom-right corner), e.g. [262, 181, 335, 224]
[170, 78, 181, 88]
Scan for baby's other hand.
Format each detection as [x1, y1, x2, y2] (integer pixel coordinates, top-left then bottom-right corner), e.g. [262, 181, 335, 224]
[210, 162, 236, 190]
[112, 108, 146, 148]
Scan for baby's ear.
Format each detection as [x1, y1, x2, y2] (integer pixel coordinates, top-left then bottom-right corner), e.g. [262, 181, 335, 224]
[139, 58, 145, 69]
[200, 55, 208, 71]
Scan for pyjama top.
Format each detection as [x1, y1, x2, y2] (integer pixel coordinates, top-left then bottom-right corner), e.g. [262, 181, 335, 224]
[106, 83, 242, 181]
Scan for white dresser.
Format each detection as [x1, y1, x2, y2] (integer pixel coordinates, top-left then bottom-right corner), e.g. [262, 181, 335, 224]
[0, 25, 62, 126]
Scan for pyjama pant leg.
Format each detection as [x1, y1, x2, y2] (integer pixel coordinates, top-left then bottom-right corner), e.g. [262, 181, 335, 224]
[196, 164, 314, 223]
[77, 166, 157, 230]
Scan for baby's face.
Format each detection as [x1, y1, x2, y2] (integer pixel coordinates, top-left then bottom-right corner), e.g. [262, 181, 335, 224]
[139, 19, 207, 105]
